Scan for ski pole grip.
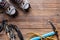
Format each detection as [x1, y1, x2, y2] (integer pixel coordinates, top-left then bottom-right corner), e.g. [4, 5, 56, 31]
[30, 37, 41, 40]
[42, 31, 55, 38]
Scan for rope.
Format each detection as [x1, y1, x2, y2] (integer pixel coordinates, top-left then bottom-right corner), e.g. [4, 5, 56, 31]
[26, 32, 43, 40]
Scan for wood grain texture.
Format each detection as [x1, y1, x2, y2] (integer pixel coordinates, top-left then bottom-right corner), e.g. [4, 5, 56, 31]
[0, 0, 60, 40]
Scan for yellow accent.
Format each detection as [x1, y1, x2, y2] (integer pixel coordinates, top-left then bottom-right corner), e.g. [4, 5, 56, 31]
[26, 32, 42, 40]
[45, 37, 54, 40]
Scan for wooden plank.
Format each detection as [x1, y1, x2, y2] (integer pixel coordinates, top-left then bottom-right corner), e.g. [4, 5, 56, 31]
[8, 22, 59, 29]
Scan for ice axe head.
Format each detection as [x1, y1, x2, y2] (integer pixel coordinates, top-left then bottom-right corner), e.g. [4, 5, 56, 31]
[48, 20, 59, 40]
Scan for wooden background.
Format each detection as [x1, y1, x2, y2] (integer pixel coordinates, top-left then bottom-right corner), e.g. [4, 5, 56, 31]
[0, 0, 60, 40]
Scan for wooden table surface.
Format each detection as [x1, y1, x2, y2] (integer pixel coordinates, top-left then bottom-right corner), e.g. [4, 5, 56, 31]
[0, 0, 60, 40]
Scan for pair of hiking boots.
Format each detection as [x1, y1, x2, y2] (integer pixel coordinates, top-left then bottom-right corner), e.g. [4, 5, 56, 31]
[0, 0, 30, 17]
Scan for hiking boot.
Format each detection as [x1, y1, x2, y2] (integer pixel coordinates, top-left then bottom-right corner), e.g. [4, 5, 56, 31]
[10, 0, 31, 12]
[0, 0, 18, 17]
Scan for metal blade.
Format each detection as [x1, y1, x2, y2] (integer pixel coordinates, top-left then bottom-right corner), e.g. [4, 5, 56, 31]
[48, 20, 56, 32]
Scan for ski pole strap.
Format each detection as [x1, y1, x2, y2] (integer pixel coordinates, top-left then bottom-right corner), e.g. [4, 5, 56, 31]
[0, 25, 3, 32]
[8, 24, 24, 40]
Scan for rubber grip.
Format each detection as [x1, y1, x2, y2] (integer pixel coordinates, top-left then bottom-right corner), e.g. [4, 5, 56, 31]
[42, 31, 55, 38]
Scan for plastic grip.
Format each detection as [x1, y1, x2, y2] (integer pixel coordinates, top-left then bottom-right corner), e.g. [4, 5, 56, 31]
[42, 31, 55, 38]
